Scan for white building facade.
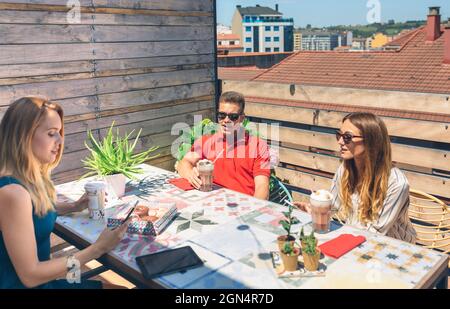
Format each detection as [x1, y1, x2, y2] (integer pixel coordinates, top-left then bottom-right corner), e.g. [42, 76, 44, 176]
[232, 5, 294, 53]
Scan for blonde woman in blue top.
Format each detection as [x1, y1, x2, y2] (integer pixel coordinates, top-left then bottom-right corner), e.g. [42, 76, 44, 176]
[0, 97, 131, 288]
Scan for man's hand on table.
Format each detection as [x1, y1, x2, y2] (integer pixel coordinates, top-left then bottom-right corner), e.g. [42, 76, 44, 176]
[184, 166, 202, 189]
[177, 151, 202, 189]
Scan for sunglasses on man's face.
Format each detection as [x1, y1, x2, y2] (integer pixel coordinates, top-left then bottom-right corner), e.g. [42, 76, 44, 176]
[217, 112, 241, 122]
[335, 130, 363, 144]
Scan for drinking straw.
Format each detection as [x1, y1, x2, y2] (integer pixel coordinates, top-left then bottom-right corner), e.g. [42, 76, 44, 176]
[212, 149, 224, 164]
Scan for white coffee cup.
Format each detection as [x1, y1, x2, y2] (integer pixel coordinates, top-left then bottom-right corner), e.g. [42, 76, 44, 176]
[84, 181, 106, 220]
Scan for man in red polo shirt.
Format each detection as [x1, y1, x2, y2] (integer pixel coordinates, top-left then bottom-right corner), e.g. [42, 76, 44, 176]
[177, 91, 271, 200]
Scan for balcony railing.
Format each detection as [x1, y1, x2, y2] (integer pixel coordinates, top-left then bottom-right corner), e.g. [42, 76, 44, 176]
[221, 79, 450, 206]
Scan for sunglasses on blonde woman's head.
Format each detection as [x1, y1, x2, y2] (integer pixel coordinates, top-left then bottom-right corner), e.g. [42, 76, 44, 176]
[335, 130, 363, 144]
[217, 112, 241, 122]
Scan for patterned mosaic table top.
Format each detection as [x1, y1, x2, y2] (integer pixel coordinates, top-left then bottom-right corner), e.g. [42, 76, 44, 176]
[55, 164, 447, 289]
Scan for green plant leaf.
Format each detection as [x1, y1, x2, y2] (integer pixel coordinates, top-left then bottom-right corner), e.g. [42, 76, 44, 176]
[280, 220, 290, 231]
[282, 211, 290, 218]
[291, 217, 300, 225]
[81, 122, 158, 179]
[302, 231, 318, 255]
[282, 242, 293, 254]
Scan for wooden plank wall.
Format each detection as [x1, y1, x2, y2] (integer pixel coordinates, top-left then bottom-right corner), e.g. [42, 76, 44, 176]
[222, 80, 450, 203]
[0, 0, 216, 184]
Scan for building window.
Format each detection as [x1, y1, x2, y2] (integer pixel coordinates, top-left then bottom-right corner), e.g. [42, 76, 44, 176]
[274, 47, 280, 52]
[218, 41, 222, 45]
[265, 47, 271, 52]
[265, 26, 271, 31]
[246, 37, 252, 42]
[246, 26, 251, 32]
[246, 48, 252, 52]
[265, 37, 271, 42]
[274, 26, 280, 31]
[274, 37, 280, 42]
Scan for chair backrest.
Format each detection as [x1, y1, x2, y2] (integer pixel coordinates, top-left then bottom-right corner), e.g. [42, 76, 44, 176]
[408, 189, 449, 254]
[269, 175, 293, 207]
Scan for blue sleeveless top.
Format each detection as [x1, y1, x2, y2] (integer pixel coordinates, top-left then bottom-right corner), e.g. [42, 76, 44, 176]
[0, 176, 101, 289]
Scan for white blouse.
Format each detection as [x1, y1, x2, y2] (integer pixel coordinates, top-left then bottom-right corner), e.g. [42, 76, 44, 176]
[331, 165, 417, 243]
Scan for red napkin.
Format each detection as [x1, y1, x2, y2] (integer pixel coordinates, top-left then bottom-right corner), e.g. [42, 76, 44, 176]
[168, 178, 195, 191]
[318, 234, 366, 259]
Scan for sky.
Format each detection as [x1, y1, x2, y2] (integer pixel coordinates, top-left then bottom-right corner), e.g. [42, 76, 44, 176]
[216, 0, 450, 28]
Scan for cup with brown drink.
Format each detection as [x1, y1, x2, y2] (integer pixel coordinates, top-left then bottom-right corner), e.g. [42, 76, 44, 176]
[309, 189, 333, 233]
[196, 159, 214, 192]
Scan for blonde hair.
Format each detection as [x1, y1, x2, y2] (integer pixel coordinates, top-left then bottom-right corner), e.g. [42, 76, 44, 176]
[0, 97, 64, 216]
[337, 113, 392, 225]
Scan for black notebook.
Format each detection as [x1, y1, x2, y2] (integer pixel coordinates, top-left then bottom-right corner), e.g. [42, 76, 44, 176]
[136, 246, 204, 279]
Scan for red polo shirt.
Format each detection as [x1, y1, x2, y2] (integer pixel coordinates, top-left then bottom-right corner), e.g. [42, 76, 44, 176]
[192, 132, 271, 196]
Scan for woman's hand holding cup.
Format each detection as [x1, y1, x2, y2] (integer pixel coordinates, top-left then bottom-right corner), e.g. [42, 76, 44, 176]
[293, 201, 311, 214]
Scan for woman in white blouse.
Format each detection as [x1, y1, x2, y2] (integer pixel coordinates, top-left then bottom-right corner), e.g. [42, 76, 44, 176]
[294, 112, 416, 243]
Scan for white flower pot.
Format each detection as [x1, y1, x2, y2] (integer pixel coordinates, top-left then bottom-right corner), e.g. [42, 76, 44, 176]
[105, 174, 127, 198]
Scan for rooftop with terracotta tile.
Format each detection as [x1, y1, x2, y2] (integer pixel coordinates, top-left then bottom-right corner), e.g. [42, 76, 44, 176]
[218, 51, 293, 58]
[245, 96, 450, 123]
[252, 25, 450, 94]
[218, 66, 267, 81]
[217, 33, 241, 41]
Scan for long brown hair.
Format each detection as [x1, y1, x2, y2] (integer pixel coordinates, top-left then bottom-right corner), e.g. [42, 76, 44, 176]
[337, 112, 392, 224]
[0, 97, 64, 216]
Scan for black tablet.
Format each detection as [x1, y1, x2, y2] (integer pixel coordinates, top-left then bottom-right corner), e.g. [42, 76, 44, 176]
[135, 246, 204, 279]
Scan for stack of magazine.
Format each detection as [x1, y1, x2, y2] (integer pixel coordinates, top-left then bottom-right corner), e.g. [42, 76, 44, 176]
[148, 203, 178, 235]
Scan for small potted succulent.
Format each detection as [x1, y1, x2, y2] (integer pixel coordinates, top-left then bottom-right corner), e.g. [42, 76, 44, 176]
[277, 203, 300, 251]
[280, 241, 300, 272]
[301, 230, 321, 271]
[82, 122, 158, 197]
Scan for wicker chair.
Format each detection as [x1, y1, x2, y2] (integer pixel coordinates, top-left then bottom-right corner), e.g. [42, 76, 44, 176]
[408, 189, 449, 267]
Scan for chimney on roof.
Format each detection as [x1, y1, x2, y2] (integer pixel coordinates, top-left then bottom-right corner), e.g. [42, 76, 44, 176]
[275, 4, 279, 12]
[236, 5, 241, 8]
[256, 5, 260, 7]
[444, 19, 450, 64]
[426, 6, 441, 42]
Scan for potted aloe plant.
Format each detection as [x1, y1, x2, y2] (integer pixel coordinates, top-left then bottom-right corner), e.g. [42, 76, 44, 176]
[301, 230, 321, 271]
[82, 122, 158, 197]
[280, 241, 300, 272]
[277, 203, 300, 251]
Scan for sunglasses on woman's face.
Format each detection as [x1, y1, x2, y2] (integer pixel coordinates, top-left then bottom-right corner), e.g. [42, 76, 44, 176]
[217, 112, 241, 122]
[335, 130, 363, 144]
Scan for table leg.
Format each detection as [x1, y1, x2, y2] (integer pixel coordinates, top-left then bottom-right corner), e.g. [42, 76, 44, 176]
[435, 270, 448, 289]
